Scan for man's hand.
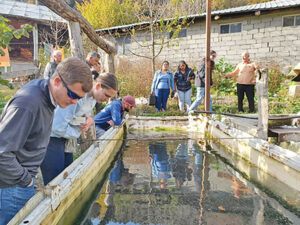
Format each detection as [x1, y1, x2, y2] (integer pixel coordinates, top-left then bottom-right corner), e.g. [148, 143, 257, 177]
[222, 74, 227, 78]
[92, 62, 101, 73]
[171, 90, 175, 98]
[27, 178, 33, 187]
[107, 120, 115, 126]
[80, 115, 94, 132]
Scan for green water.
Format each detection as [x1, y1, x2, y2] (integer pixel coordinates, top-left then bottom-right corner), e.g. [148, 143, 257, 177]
[59, 131, 300, 225]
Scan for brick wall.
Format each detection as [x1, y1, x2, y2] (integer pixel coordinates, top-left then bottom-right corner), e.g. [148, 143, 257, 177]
[112, 9, 300, 71]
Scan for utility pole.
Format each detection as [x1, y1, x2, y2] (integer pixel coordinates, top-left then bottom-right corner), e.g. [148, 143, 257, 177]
[205, 0, 211, 111]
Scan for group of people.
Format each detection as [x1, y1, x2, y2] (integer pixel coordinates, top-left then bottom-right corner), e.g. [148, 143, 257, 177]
[0, 48, 259, 224]
[0, 52, 136, 225]
[151, 51, 259, 113]
[151, 51, 216, 113]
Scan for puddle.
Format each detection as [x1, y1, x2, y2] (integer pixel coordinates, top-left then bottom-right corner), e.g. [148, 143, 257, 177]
[59, 131, 300, 225]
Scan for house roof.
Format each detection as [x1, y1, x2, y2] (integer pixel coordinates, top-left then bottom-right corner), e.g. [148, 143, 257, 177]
[0, 0, 66, 23]
[96, 0, 300, 32]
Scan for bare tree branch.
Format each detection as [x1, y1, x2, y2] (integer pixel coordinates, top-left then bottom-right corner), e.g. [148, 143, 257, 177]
[39, 0, 116, 54]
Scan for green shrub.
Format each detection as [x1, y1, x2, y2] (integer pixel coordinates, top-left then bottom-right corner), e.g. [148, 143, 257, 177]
[268, 69, 285, 96]
[212, 58, 236, 96]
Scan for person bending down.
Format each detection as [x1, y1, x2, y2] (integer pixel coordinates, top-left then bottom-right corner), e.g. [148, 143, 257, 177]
[94, 95, 136, 138]
[40, 73, 118, 185]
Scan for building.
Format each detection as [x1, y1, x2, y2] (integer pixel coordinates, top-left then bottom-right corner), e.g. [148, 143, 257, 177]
[97, 0, 300, 70]
[0, 0, 66, 76]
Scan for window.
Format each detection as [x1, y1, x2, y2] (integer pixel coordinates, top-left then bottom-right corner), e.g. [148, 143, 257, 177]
[116, 36, 131, 55]
[169, 29, 187, 39]
[283, 15, 300, 27]
[220, 23, 242, 34]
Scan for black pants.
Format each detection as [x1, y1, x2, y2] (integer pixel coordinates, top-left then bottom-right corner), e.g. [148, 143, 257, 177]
[237, 83, 255, 113]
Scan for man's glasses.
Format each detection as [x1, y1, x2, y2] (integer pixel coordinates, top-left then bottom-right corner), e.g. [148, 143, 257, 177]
[57, 71, 82, 100]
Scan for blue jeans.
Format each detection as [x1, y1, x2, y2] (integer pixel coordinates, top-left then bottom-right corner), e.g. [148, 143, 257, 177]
[189, 87, 212, 112]
[155, 89, 170, 111]
[0, 179, 35, 225]
[40, 137, 73, 185]
[177, 89, 192, 111]
[96, 126, 106, 138]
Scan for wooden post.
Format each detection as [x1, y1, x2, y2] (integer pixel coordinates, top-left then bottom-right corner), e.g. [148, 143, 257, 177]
[33, 23, 39, 67]
[257, 69, 269, 140]
[68, 21, 96, 153]
[101, 39, 116, 73]
[205, 0, 212, 111]
[104, 53, 115, 73]
[68, 21, 85, 60]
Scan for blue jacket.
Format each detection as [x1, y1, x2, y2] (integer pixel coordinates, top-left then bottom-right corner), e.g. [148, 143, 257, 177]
[151, 70, 175, 91]
[94, 99, 124, 131]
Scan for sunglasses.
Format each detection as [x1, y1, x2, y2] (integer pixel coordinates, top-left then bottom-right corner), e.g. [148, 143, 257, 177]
[57, 71, 82, 100]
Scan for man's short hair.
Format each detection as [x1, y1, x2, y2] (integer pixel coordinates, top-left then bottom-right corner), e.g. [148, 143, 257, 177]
[87, 51, 100, 59]
[53, 57, 93, 93]
[95, 73, 118, 91]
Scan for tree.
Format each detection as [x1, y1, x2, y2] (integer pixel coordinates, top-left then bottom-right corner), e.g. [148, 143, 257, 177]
[0, 16, 32, 88]
[169, 0, 205, 15]
[77, 0, 193, 74]
[39, 19, 68, 48]
[247, 0, 272, 4]
[77, 0, 140, 29]
[0, 16, 32, 56]
[212, 0, 273, 10]
[39, 0, 116, 54]
[126, 0, 193, 75]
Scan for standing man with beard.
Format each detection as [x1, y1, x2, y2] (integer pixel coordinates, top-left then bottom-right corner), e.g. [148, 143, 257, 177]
[94, 96, 136, 138]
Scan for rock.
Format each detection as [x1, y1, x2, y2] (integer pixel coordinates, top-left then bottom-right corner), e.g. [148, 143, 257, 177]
[135, 97, 148, 105]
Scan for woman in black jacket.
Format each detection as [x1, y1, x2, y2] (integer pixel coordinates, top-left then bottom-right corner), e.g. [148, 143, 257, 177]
[188, 50, 216, 112]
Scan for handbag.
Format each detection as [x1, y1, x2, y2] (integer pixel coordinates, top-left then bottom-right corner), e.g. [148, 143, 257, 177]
[148, 94, 156, 106]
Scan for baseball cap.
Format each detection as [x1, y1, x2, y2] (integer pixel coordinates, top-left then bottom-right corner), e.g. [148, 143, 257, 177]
[123, 95, 137, 108]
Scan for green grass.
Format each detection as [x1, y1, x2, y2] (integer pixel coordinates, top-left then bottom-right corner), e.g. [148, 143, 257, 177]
[0, 88, 17, 114]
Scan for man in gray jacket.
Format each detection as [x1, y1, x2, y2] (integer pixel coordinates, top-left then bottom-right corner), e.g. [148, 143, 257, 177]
[43, 50, 63, 79]
[0, 57, 93, 225]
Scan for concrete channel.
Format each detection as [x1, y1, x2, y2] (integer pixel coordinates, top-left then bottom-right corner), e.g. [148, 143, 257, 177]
[8, 114, 300, 224]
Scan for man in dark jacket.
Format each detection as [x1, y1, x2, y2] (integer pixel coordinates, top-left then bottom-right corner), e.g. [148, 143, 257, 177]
[188, 50, 216, 112]
[0, 57, 93, 225]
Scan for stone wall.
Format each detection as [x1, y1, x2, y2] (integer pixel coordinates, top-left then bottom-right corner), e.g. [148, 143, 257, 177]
[112, 9, 300, 71]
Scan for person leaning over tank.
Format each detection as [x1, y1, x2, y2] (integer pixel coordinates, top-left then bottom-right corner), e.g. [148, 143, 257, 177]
[94, 95, 137, 138]
[222, 51, 259, 113]
[40, 73, 118, 185]
[0, 57, 93, 225]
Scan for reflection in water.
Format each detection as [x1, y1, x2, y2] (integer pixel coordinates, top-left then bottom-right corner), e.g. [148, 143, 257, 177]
[77, 131, 299, 225]
[149, 142, 172, 189]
